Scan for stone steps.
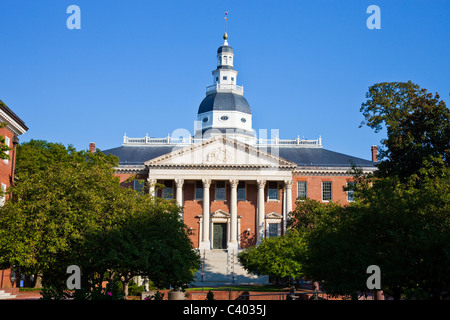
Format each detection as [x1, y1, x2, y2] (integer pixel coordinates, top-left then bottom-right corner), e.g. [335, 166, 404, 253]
[192, 250, 268, 287]
[0, 290, 17, 300]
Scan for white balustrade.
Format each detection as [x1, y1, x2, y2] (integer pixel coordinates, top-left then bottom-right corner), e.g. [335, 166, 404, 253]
[123, 135, 322, 147]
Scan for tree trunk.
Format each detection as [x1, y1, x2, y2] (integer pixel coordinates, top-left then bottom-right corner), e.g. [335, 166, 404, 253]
[34, 274, 42, 289]
[123, 281, 128, 298]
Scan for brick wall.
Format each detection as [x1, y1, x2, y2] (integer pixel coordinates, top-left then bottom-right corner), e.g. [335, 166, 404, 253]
[0, 127, 17, 288]
[119, 174, 355, 250]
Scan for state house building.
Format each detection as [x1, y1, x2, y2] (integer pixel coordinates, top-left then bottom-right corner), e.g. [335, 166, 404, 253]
[102, 33, 377, 252]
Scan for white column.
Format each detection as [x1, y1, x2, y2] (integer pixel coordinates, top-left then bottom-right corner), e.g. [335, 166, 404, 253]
[199, 179, 211, 250]
[257, 180, 266, 244]
[175, 179, 184, 206]
[228, 179, 239, 250]
[285, 180, 293, 234]
[237, 216, 242, 249]
[175, 179, 184, 219]
[148, 178, 157, 197]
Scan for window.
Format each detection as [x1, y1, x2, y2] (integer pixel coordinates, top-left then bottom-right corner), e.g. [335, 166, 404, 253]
[241, 118, 246, 123]
[220, 115, 229, 121]
[0, 183, 6, 207]
[215, 181, 226, 200]
[297, 181, 307, 200]
[195, 181, 203, 200]
[268, 223, 279, 238]
[237, 181, 246, 201]
[215, 77, 219, 82]
[322, 181, 332, 201]
[231, 77, 234, 82]
[347, 182, 356, 202]
[163, 180, 173, 199]
[268, 181, 278, 200]
[3, 136, 9, 164]
[133, 179, 145, 194]
[223, 76, 227, 80]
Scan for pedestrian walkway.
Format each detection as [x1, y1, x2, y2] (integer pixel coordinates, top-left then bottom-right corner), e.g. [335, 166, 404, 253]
[0, 289, 41, 300]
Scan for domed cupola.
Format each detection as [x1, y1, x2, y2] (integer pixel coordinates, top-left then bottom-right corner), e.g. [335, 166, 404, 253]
[196, 33, 255, 141]
[217, 32, 234, 55]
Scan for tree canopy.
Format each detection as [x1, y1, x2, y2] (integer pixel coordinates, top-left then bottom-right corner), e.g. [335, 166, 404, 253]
[237, 81, 450, 300]
[360, 81, 450, 180]
[0, 140, 200, 298]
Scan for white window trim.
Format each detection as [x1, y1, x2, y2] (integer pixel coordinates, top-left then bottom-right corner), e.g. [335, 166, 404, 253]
[3, 136, 10, 165]
[194, 181, 204, 200]
[297, 181, 307, 200]
[267, 222, 281, 238]
[267, 181, 279, 202]
[265, 212, 282, 238]
[237, 181, 246, 201]
[214, 181, 227, 201]
[347, 182, 355, 202]
[162, 180, 174, 199]
[0, 183, 6, 207]
[322, 181, 332, 202]
[133, 179, 145, 194]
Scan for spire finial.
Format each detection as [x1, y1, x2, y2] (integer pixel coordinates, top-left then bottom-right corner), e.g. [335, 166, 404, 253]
[223, 11, 229, 44]
[224, 11, 228, 33]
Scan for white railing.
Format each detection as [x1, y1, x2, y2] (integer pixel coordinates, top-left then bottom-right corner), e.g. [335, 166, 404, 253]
[206, 83, 244, 95]
[123, 134, 322, 147]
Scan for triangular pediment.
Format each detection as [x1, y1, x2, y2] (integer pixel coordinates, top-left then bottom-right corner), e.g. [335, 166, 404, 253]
[144, 135, 297, 169]
[266, 212, 282, 220]
[211, 209, 230, 219]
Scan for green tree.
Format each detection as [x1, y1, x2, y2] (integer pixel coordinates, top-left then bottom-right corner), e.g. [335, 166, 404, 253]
[303, 82, 450, 300]
[0, 141, 126, 288]
[238, 230, 307, 285]
[288, 198, 343, 232]
[0, 139, 200, 298]
[344, 160, 450, 300]
[360, 81, 450, 180]
[84, 197, 201, 297]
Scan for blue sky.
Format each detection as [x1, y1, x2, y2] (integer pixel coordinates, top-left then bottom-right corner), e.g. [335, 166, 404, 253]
[0, 0, 449, 160]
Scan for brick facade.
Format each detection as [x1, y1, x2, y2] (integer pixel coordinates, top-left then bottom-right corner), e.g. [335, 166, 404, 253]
[115, 171, 355, 250]
[0, 100, 28, 289]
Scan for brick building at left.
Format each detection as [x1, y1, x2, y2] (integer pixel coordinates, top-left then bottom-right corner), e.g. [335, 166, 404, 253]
[0, 99, 28, 289]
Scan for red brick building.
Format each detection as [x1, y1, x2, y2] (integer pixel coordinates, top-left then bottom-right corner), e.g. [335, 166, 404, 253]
[0, 100, 28, 289]
[100, 33, 377, 285]
[101, 33, 377, 252]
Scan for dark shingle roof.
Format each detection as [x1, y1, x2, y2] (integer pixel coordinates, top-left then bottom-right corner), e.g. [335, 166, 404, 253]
[102, 145, 175, 166]
[198, 92, 251, 115]
[102, 144, 376, 168]
[275, 147, 375, 168]
[0, 99, 28, 131]
[217, 45, 233, 54]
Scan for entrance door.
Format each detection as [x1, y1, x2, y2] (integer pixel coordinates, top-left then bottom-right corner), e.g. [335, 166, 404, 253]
[213, 223, 227, 249]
